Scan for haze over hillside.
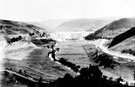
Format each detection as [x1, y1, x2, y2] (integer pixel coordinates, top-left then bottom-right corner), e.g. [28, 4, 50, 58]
[40, 19, 67, 29]
[55, 19, 113, 32]
[85, 18, 135, 39]
[29, 22, 51, 32]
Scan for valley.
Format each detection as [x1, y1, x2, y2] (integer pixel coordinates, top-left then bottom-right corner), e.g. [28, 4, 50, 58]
[1, 19, 135, 87]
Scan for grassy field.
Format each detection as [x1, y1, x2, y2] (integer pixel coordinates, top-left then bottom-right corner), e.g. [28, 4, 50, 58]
[3, 41, 77, 86]
[56, 40, 91, 67]
[3, 39, 135, 86]
[2, 40, 90, 87]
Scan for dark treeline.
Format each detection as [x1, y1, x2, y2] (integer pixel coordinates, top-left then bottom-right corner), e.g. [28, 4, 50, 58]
[31, 38, 56, 46]
[93, 53, 119, 69]
[48, 51, 80, 73]
[2, 64, 134, 87]
[122, 49, 135, 56]
[6, 36, 22, 44]
[84, 33, 98, 40]
[86, 48, 119, 69]
[29, 32, 50, 38]
[57, 58, 80, 73]
[50, 65, 131, 87]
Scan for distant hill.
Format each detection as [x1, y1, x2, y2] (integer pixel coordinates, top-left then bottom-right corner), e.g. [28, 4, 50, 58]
[85, 18, 135, 40]
[40, 19, 67, 29]
[0, 19, 47, 36]
[55, 19, 113, 32]
[29, 22, 51, 33]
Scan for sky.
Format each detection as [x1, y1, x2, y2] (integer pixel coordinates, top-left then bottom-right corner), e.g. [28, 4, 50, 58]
[0, 0, 135, 22]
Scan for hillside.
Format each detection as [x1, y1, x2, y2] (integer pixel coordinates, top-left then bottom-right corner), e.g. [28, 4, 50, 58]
[2, 19, 76, 86]
[55, 19, 112, 32]
[110, 36, 135, 54]
[108, 27, 135, 48]
[85, 18, 135, 40]
[0, 19, 47, 36]
[109, 27, 135, 56]
[29, 22, 51, 32]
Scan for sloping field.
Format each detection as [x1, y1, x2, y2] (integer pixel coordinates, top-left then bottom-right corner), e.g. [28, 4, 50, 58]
[4, 41, 76, 82]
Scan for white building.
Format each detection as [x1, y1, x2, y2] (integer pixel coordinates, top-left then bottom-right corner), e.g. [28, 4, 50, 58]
[50, 31, 92, 41]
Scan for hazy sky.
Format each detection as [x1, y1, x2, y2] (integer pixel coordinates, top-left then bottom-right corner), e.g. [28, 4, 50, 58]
[0, 0, 135, 22]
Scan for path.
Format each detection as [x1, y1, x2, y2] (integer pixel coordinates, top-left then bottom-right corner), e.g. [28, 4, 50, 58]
[93, 39, 135, 60]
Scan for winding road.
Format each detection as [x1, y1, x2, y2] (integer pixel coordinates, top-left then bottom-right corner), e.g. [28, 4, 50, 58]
[93, 39, 135, 60]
